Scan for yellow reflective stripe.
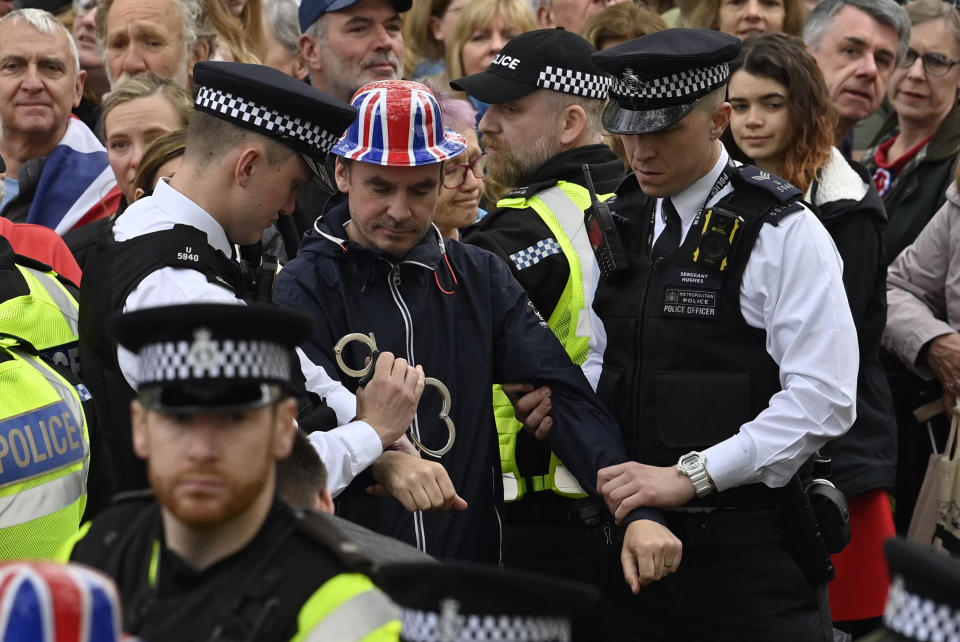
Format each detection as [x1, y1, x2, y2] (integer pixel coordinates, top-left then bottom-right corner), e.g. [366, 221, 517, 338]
[149, 539, 160, 589]
[54, 519, 92, 562]
[292, 574, 400, 642]
[20, 266, 79, 336]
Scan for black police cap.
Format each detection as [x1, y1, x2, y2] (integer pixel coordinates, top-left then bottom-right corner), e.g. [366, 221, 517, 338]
[193, 61, 357, 180]
[113, 303, 313, 413]
[592, 29, 741, 135]
[377, 560, 599, 641]
[451, 28, 611, 104]
[878, 537, 960, 641]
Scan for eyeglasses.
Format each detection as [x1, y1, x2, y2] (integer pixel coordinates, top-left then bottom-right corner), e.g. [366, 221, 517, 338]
[443, 154, 486, 189]
[900, 48, 960, 77]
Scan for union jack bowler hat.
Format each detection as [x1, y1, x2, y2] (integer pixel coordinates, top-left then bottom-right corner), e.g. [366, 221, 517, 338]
[333, 80, 467, 167]
[592, 29, 741, 135]
[0, 561, 125, 642]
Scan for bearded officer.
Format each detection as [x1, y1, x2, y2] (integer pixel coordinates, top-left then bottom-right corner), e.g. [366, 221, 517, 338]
[78, 61, 425, 497]
[579, 30, 859, 640]
[62, 303, 402, 641]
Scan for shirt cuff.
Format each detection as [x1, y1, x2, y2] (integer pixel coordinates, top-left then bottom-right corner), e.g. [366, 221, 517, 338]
[702, 435, 760, 493]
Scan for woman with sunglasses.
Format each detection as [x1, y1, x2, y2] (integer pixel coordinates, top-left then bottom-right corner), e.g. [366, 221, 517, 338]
[862, 0, 960, 263]
[726, 32, 897, 636]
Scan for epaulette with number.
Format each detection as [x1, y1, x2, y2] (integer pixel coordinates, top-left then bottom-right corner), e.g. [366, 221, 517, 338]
[734, 165, 803, 203]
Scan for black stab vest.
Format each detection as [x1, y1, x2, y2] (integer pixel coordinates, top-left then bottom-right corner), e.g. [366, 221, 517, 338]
[594, 166, 804, 509]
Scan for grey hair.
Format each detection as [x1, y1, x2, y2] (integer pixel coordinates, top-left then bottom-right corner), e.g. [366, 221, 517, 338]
[0, 9, 81, 75]
[97, 0, 206, 55]
[803, 0, 911, 63]
[263, 0, 301, 53]
[303, 12, 326, 43]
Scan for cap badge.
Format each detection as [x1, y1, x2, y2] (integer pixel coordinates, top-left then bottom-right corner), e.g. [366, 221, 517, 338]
[187, 328, 221, 372]
[437, 598, 462, 642]
[622, 68, 642, 91]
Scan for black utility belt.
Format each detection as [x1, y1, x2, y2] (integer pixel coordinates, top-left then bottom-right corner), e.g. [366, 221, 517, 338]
[662, 507, 785, 549]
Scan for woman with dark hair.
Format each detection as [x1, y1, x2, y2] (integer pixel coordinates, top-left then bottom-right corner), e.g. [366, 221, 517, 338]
[726, 32, 897, 634]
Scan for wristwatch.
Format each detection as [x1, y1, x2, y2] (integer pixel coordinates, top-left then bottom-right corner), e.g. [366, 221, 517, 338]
[677, 451, 715, 498]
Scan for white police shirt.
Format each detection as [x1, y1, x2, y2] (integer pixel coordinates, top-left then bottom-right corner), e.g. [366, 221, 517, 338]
[113, 178, 382, 496]
[583, 147, 859, 492]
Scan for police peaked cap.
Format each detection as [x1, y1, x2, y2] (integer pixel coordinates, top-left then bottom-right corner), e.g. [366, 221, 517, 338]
[592, 29, 741, 135]
[878, 538, 960, 641]
[192, 61, 357, 179]
[451, 28, 611, 104]
[113, 303, 313, 412]
[298, 0, 412, 33]
[377, 561, 599, 641]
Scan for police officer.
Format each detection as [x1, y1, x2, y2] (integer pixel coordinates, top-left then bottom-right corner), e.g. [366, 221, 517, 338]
[62, 303, 402, 641]
[583, 31, 859, 640]
[78, 61, 425, 496]
[453, 28, 621, 586]
[0, 233, 113, 557]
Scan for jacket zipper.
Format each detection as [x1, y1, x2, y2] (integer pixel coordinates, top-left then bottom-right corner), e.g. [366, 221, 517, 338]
[386, 262, 428, 554]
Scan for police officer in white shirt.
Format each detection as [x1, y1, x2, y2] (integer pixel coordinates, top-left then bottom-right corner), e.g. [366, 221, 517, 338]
[582, 30, 858, 640]
[78, 61, 425, 498]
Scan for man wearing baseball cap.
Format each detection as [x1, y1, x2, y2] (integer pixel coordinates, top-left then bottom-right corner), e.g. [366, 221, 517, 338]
[78, 62, 426, 504]
[64, 303, 403, 641]
[454, 27, 648, 597]
[273, 79, 651, 565]
[583, 29, 859, 640]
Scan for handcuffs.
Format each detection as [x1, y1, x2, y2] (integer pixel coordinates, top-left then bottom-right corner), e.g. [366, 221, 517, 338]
[333, 332, 456, 458]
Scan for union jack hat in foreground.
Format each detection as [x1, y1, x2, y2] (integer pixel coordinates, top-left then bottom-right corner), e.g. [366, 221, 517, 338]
[333, 80, 467, 167]
[0, 562, 125, 642]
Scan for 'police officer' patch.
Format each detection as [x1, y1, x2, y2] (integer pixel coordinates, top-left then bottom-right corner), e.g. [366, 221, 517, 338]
[662, 268, 721, 319]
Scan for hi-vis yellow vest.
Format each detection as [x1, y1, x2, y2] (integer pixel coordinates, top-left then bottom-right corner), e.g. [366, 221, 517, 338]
[0, 338, 90, 560]
[0, 259, 88, 559]
[493, 181, 614, 502]
[0, 260, 80, 374]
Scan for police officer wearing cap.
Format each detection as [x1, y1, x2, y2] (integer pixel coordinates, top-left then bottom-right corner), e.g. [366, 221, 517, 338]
[579, 30, 859, 640]
[453, 27, 623, 587]
[78, 62, 426, 498]
[62, 303, 402, 641]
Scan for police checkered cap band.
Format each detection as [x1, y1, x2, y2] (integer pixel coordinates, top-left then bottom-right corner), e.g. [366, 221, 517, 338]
[884, 575, 960, 641]
[333, 80, 467, 166]
[137, 333, 290, 386]
[401, 608, 571, 642]
[612, 62, 729, 103]
[0, 562, 123, 642]
[536, 66, 611, 99]
[195, 86, 340, 158]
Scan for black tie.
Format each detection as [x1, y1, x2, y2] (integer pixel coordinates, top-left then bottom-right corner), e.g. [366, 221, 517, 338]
[652, 198, 682, 261]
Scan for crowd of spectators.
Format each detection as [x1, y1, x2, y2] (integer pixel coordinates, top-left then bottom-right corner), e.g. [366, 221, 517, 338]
[4, 0, 960, 639]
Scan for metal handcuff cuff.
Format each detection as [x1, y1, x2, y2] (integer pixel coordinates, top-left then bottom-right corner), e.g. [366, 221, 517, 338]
[333, 332, 456, 458]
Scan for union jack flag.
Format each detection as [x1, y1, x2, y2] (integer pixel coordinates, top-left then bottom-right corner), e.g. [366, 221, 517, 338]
[0, 562, 124, 642]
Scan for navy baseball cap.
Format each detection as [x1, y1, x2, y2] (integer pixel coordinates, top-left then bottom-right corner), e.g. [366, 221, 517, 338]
[299, 0, 412, 33]
[451, 28, 611, 104]
[592, 29, 741, 135]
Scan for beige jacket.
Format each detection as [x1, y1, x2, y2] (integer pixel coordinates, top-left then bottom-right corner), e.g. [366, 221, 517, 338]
[884, 182, 960, 377]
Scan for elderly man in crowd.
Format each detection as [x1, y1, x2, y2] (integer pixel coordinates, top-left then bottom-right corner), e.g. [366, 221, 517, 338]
[804, 0, 910, 156]
[288, 0, 411, 254]
[533, 0, 628, 35]
[298, 0, 408, 104]
[0, 9, 119, 234]
[96, 0, 209, 89]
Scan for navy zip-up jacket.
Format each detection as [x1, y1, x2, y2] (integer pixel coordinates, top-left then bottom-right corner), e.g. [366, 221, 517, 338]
[273, 201, 653, 562]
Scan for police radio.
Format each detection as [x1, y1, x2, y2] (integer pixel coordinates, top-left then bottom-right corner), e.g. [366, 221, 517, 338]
[692, 206, 743, 271]
[237, 243, 279, 302]
[581, 164, 628, 281]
